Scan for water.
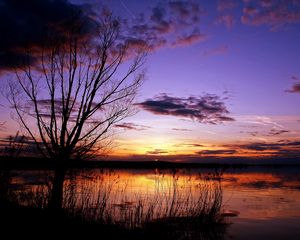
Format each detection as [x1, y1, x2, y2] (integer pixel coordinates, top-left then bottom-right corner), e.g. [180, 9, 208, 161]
[2, 166, 300, 239]
[220, 167, 300, 240]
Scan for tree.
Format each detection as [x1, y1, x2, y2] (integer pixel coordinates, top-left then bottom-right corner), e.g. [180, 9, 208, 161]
[7, 12, 146, 162]
[5, 11, 147, 211]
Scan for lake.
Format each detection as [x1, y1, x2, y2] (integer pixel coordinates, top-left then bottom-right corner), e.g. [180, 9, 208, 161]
[2, 166, 300, 239]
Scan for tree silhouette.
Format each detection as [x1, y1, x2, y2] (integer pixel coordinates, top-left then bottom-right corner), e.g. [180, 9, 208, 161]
[7, 13, 146, 162]
[5, 11, 147, 210]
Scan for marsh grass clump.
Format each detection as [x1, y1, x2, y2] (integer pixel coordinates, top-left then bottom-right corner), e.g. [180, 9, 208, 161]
[3, 169, 225, 232]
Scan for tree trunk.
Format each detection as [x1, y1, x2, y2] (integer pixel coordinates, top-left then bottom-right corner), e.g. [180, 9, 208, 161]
[48, 168, 66, 211]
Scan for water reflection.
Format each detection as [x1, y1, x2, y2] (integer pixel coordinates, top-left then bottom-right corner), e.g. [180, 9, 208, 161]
[6, 169, 223, 226]
[1, 167, 300, 239]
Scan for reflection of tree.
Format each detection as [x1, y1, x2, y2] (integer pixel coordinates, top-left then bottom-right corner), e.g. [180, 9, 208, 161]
[6, 12, 147, 210]
[0, 171, 11, 205]
[6, 169, 225, 240]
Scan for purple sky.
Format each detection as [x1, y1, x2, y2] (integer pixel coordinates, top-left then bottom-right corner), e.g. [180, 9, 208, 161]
[0, 0, 300, 161]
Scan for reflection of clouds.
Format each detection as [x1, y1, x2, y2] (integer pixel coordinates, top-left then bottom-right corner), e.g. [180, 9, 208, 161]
[222, 172, 300, 190]
[5, 168, 300, 223]
[222, 171, 300, 220]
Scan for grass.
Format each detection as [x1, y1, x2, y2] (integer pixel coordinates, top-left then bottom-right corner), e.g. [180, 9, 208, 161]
[0, 169, 227, 239]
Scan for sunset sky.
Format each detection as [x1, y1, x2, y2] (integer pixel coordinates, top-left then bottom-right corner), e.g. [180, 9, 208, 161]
[0, 0, 300, 161]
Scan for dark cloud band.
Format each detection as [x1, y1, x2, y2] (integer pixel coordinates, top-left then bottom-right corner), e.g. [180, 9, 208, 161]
[0, 0, 95, 70]
[114, 122, 151, 131]
[136, 93, 234, 124]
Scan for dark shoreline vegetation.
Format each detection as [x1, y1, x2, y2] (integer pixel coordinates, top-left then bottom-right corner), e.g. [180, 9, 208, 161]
[0, 164, 230, 240]
[1, 161, 300, 239]
[1, 156, 300, 170]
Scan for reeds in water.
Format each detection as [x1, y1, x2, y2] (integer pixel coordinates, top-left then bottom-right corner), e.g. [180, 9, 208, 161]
[5, 169, 224, 230]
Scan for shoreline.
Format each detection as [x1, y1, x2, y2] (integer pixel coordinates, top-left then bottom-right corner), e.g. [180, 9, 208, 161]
[0, 157, 300, 170]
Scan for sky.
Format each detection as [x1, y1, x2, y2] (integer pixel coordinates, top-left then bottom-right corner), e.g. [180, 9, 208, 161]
[0, 0, 300, 162]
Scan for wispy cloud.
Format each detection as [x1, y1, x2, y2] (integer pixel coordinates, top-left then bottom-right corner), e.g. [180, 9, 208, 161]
[172, 31, 208, 47]
[215, 14, 235, 28]
[239, 116, 284, 128]
[114, 122, 151, 131]
[286, 82, 300, 93]
[136, 93, 234, 124]
[241, 0, 300, 31]
[171, 128, 192, 131]
[147, 149, 168, 155]
[173, 143, 204, 147]
[215, 0, 237, 29]
[197, 149, 237, 155]
[267, 129, 289, 136]
[217, 0, 237, 12]
[223, 140, 300, 156]
[242, 128, 289, 137]
[202, 45, 229, 57]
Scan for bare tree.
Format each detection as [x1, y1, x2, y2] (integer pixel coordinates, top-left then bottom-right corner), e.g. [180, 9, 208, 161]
[7, 13, 146, 161]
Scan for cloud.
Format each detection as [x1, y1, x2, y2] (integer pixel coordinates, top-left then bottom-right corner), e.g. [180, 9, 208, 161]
[202, 45, 229, 57]
[136, 93, 234, 124]
[291, 75, 299, 81]
[244, 128, 289, 137]
[241, 142, 281, 151]
[242, 6, 258, 16]
[172, 31, 208, 47]
[0, 0, 207, 70]
[217, 0, 237, 12]
[0, 121, 5, 131]
[215, 0, 236, 29]
[184, 143, 204, 147]
[150, 6, 173, 34]
[173, 143, 204, 147]
[168, 1, 201, 22]
[35, 98, 79, 116]
[123, 37, 157, 56]
[245, 116, 283, 128]
[114, 122, 151, 131]
[286, 82, 300, 93]
[241, 1, 300, 31]
[215, 14, 235, 28]
[260, 0, 273, 8]
[171, 128, 192, 131]
[129, 1, 206, 51]
[225, 140, 300, 153]
[197, 149, 237, 155]
[243, 131, 260, 136]
[0, 0, 96, 70]
[147, 149, 168, 155]
[267, 129, 289, 136]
